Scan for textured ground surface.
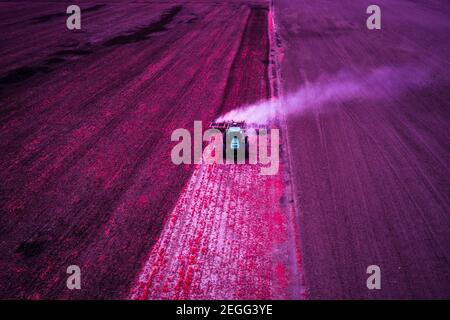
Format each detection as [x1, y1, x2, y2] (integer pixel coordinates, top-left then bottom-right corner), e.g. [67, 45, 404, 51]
[130, 161, 305, 300]
[0, 0, 287, 299]
[0, 0, 449, 300]
[275, 0, 450, 299]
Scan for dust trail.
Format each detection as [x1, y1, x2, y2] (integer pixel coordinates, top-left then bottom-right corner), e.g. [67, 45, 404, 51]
[216, 66, 431, 124]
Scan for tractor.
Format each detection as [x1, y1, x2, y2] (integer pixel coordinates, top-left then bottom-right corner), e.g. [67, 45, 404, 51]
[209, 121, 250, 162]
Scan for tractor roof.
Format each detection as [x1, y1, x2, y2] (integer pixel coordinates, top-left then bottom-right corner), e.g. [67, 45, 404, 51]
[209, 121, 245, 131]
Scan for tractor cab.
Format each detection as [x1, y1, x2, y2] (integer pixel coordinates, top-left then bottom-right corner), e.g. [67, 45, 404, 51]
[227, 126, 243, 150]
[209, 121, 248, 161]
